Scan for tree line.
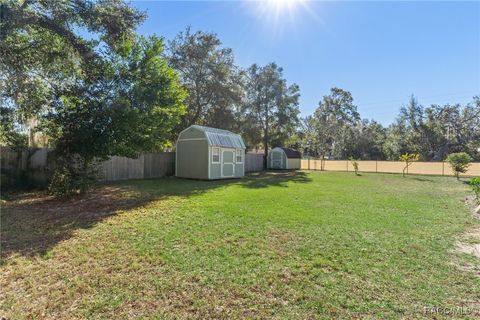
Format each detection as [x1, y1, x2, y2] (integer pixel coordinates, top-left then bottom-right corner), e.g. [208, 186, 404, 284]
[301, 91, 480, 161]
[1, 1, 479, 193]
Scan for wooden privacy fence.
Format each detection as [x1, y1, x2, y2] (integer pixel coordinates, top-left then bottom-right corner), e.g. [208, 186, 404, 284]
[101, 153, 175, 181]
[300, 159, 480, 177]
[0, 148, 177, 184]
[245, 153, 265, 173]
[0, 147, 53, 187]
[1, 148, 266, 186]
[102, 152, 264, 180]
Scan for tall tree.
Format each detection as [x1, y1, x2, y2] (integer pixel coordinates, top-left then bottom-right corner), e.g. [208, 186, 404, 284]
[0, 0, 146, 151]
[242, 63, 300, 166]
[384, 96, 480, 161]
[423, 99, 480, 160]
[308, 88, 360, 159]
[42, 35, 186, 194]
[167, 27, 243, 130]
[347, 120, 387, 160]
[0, 0, 145, 120]
[42, 36, 186, 161]
[1, 1, 187, 194]
[384, 95, 434, 160]
[299, 116, 318, 157]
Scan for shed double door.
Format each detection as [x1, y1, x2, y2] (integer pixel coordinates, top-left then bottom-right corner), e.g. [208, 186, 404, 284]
[221, 148, 235, 177]
[271, 151, 283, 169]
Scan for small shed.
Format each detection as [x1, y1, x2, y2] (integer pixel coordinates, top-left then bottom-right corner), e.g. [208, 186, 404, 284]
[267, 147, 302, 170]
[176, 125, 246, 180]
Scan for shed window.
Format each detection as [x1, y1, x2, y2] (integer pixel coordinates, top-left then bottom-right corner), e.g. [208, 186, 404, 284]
[236, 149, 243, 163]
[212, 148, 220, 163]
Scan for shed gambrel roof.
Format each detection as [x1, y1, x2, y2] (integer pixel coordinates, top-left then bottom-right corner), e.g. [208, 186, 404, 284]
[179, 125, 246, 149]
[278, 147, 302, 159]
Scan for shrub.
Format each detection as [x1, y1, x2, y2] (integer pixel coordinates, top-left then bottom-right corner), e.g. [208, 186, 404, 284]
[48, 156, 100, 197]
[399, 153, 420, 177]
[470, 177, 480, 204]
[349, 157, 359, 176]
[446, 152, 472, 180]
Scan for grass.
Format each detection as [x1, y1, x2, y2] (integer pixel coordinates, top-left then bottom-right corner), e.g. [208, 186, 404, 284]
[1, 171, 479, 319]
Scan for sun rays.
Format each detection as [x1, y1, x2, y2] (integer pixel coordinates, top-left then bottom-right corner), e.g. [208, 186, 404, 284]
[245, 0, 320, 39]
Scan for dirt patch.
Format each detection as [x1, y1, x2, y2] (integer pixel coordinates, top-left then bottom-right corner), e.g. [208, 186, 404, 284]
[456, 242, 480, 258]
[453, 196, 480, 276]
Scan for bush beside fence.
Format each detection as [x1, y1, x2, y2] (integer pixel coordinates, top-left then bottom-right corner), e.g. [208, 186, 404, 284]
[300, 159, 480, 177]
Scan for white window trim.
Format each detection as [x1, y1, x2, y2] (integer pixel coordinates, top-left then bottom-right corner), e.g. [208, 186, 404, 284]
[212, 147, 220, 164]
[235, 149, 243, 164]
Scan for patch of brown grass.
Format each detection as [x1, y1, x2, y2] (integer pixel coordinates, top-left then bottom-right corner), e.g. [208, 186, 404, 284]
[1, 185, 149, 260]
[267, 228, 299, 259]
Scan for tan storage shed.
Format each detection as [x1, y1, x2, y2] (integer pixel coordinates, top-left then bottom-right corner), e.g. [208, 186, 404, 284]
[267, 147, 302, 170]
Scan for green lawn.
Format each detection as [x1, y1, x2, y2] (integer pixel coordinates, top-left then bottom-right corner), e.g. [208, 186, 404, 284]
[1, 171, 479, 319]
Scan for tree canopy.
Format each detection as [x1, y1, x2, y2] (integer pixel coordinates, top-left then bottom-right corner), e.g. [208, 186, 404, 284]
[302, 88, 360, 159]
[1, 0, 187, 194]
[299, 91, 479, 162]
[241, 63, 300, 164]
[1, 0, 186, 160]
[167, 27, 243, 130]
[383, 96, 480, 161]
[0, 0, 146, 113]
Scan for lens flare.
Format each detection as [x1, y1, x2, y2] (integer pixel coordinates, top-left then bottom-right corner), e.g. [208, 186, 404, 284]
[267, 0, 304, 12]
[246, 0, 318, 38]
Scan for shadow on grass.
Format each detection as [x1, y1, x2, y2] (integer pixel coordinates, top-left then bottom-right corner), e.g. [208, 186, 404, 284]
[0, 171, 310, 261]
[240, 170, 311, 188]
[411, 177, 435, 182]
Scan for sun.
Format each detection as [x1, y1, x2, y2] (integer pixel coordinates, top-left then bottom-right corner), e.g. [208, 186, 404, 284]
[266, 0, 305, 12]
[247, 0, 315, 38]
[260, 0, 306, 18]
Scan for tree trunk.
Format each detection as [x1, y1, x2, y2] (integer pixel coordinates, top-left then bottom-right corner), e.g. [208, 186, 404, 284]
[80, 157, 90, 194]
[189, 88, 202, 126]
[263, 108, 269, 169]
[263, 127, 268, 169]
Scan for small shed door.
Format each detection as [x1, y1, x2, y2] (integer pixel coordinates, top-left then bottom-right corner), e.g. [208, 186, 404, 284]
[272, 151, 283, 169]
[221, 149, 235, 177]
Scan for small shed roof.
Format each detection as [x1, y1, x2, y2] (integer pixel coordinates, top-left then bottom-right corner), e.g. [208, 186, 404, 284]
[278, 147, 302, 159]
[184, 125, 246, 149]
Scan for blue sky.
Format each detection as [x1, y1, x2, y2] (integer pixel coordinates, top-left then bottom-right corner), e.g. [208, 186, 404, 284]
[133, 0, 479, 125]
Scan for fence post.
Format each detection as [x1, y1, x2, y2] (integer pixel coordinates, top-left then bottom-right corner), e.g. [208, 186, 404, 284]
[346, 160, 349, 172]
[376, 159, 378, 173]
[308, 158, 310, 170]
[442, 161, 445, 176]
